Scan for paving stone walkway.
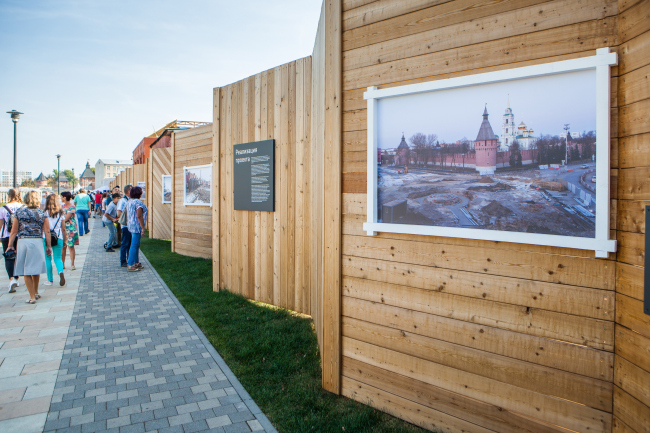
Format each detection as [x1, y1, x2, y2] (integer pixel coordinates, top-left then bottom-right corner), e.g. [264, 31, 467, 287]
[0, 218, 92, 433]
[2, 217, 275, 433]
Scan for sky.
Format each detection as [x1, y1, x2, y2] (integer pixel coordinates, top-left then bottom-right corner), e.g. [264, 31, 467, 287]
[0, 0, 322, 179]
[377, 69, 597, 149]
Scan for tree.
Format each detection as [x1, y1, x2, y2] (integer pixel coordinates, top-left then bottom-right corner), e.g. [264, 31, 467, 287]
[91, 167, 95, 174]
[410, 133, 428, 166]
[509, 140, 521, 167]
[21, 178, 36, 188]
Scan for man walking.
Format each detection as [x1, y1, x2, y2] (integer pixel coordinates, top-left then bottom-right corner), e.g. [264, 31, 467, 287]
[74, 188, 91, 236]
[116, 185, 131, 267]
[103, 193, 120, 252]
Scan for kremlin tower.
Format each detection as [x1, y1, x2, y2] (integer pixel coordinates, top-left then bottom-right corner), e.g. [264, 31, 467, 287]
[475, 106, 498, 175]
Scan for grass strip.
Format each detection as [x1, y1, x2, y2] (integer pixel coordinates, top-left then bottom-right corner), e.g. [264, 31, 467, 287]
[140, 237, 429, 433]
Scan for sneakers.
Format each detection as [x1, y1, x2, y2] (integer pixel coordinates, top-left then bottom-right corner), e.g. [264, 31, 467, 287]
[106, 248, 115, 252]
[59, 272, 66, 287]
[44, 281, 53, 286]
[8, 280, 17, 293]
[14, 278, 19, 287]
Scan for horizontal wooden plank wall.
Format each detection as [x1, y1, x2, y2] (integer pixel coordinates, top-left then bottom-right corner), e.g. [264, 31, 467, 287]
[215, 56, 315, 316]
[339, 0, 623, 432]
[151, 147, 172, 240]
[613, 1, 650, 432]
[173, 125, 213, 259]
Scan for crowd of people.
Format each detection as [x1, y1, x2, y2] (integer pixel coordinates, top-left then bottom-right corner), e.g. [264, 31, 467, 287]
[0, 184, 149, 304]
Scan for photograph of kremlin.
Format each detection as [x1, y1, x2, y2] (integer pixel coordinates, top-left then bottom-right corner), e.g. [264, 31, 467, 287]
[376, 70, 599, 238]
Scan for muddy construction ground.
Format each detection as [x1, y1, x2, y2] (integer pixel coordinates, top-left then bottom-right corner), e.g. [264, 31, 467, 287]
[377, 167, 595, 238]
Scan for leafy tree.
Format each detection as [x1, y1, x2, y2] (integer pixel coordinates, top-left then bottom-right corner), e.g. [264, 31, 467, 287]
[21, 178, 36, 187]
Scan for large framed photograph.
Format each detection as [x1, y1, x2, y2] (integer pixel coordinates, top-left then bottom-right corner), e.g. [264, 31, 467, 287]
[364, 49, 617, 257]
[162, 175, 172, 204]
[137, 181, 146, 200]
[183, 164, 212, 207]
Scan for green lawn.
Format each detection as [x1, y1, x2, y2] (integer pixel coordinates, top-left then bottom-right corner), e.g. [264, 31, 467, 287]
[140, 236, 429, 433]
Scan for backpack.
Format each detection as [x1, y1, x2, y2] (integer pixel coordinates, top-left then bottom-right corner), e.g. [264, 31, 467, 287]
[118, 198, 129, 226]
[3, 205, 23, 236]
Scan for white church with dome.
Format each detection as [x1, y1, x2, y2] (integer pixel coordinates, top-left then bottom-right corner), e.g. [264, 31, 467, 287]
[500, 98, 537, 150]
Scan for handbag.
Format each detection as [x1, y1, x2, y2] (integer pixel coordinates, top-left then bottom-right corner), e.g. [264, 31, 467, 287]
[50, 214, 62, 247]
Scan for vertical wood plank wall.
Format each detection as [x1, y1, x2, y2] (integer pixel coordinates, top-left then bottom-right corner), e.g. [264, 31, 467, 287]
[150, 147, 172, 240]
[338, 0, 623, 432]
[172, 125, 213, 258]
[613, 1, 650, 432]
[214, 56, 316, 316]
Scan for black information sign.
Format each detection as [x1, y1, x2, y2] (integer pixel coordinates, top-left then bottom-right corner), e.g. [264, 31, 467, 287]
[233, 139, 275, 212]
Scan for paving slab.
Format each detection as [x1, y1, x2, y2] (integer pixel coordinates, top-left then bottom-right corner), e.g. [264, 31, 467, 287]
[42, 218, 276, 433]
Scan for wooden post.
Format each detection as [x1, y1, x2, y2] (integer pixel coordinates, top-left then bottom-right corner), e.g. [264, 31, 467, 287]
[322, 0, 342, 395]
[171, 133, 176, 253]
[212, 87, 221, 292]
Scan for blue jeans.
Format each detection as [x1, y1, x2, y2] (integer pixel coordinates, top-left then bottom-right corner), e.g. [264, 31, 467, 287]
[106, 222, 117, 249]
[77, 209, 89, 235]
[128, 232, 141, 267]
[120, 226, 132, 266]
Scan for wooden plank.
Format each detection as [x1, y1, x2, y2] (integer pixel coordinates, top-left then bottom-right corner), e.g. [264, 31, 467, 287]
[261, 69, 273, 305]
[343, 337, 611, 433]
[212, 87, 221, 292]
[343, 0, 617, 71]
[273, 66, 282, 307]
[343, 296, 613, 380]
[343, 316, 612, 411]
[342, 0, 452, 31]
[619, 63, 650, 107]
[613, 385, 650, 433]
[342, 172, 366, 194]
[617, 199, 648, 233]
[303, 56, 312, 315]
[342, 234, 615, 290]
[615, 324, 650, 374]
[616, 261, 644, 304]
[343, 357, 569, 433]
[617, 230, 645, 266]
[343, 276, 613, 350]
[619, 0, 650, 43]
[343, 0, 555, 51]
[612, 416, 637, 433]
[295, 58, 306, 313]
[619, 97, 650, 138]
[171, 133, 176, 252]
[616, 293, 650, 340]
[619, 27, 650, 75]
[322, 0, 342, 394]
[287, 61, 296, 311]
[342, 375, 497, 433]
[342, 255, 614, 320]
[254, 74, 262, 302]
[615, 355, 650, 408]
[619, 133, 650, 169]
[343, 17, 617, 90]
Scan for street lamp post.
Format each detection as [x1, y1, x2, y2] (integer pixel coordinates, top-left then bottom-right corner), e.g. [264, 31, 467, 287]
[56, 154, 61, 194]
[6, 110, 23, 188]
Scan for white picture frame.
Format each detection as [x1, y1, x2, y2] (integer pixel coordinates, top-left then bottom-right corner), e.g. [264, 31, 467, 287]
[183, 164, 212, 207]
[162, 175, 172, 204]
[363, 48, 617, 258]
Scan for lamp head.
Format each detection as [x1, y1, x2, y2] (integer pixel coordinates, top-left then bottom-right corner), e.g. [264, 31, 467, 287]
[6, 110, 23, 123]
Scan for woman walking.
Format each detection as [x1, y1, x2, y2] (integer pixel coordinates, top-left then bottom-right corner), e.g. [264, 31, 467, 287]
[43, 194, 67, 287]
[126, 186, 147, 272]
[5, 191, 51, 304]
[61, 192, 79, 270]
[74, 189, 90, 236]
[0, 188, 23, 293]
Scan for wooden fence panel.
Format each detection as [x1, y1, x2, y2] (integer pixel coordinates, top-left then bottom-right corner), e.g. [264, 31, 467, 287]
[213, 56, 315, 316]
[337, 0, 627, 431]
[151, 147, 172, 240]
[173, 125, 213, 258]
[614, 3, 650, 429]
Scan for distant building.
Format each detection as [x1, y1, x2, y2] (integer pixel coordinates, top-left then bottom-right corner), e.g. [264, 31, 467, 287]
[79, 161, 95, 189]
[501, 101, 537, 150]
[475, 106, 498, 175]
[516, 121, 537, 149]
[57, 172, 70, 189]
[0, 170, 32, 187]
[35, 173, 48, 188]
[95, 159, 132, 187]
[394, 135, 410, 166]
[134, 120, 211, 165]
